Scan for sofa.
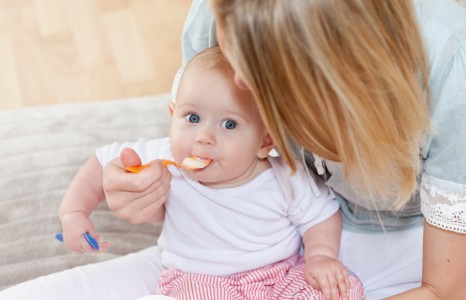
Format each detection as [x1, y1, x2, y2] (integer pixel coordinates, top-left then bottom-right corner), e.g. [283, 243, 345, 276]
[0, 94, 171, 290]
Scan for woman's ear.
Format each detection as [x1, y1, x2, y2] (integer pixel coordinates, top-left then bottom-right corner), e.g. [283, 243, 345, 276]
[168, 102, 175, 117]
[257, 133, 274, 159]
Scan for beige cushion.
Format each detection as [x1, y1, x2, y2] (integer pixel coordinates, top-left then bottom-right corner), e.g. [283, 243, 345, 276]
[0, 95, 171, 290]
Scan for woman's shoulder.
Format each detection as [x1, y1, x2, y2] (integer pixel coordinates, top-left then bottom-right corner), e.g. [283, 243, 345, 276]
[415, 0, 466, 78]
[415, 0, 466, 35]
[415, 3, 466, 235]
[416, 0, 466, 160]
[181, 0, 217, 66]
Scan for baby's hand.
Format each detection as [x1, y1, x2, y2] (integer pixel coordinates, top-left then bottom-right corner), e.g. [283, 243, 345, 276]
[60, 212, 110, 253]
[304, 255, 350, 300]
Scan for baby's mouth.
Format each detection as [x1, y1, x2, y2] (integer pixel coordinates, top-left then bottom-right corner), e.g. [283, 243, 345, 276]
[182, 156, 212, 170]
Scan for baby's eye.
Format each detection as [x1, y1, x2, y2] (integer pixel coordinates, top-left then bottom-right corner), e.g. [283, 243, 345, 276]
[221, 119, 237, 129]
[186, 113, 200, 123]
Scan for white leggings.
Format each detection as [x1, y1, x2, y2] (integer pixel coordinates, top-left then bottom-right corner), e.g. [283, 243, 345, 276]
[0, 225, 423, 300]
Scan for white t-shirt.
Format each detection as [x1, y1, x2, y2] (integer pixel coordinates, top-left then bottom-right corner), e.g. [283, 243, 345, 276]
[97, 137, 339, 275]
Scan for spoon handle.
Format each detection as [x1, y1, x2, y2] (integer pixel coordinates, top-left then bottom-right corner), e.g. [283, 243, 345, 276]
[55, 232, 99, 250]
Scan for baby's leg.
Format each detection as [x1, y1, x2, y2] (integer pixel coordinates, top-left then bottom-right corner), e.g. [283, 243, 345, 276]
[0, 246, 164, 300]
[156, 256, 309, 300]
[272, 255, 365, 300]
[157, 269, 244, 300]
[157, 260, 295, 300]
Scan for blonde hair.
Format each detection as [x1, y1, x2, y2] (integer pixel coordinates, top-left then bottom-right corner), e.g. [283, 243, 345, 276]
[211, 0, 430, 209]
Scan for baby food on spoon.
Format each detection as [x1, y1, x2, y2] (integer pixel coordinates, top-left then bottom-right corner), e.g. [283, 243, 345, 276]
[125, 156, 211, 173]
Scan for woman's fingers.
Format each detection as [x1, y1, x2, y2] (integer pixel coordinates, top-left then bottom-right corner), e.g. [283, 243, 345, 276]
[104, 160, 162, 194]
[114, 190, 165, 223]
[103, 154, 171, 223]
[114, 165, 169, 209]
[114, 170, 171, 224]
[120, 147, 142, 168]
[128, 194, 169, 224]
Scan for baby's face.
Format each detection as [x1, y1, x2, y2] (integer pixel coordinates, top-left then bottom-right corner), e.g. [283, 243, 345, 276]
[170, 65, 270, 188]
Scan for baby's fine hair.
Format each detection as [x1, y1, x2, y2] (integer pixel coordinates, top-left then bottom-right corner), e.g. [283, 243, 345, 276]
[186, 46, 233, 74]
[172, 46, 232, 103]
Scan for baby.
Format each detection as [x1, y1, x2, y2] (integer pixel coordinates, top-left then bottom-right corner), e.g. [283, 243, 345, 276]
[59, 46, 364, 300]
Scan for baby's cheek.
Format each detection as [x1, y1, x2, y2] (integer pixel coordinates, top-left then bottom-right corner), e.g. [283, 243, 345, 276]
[169, 138, 185, 161]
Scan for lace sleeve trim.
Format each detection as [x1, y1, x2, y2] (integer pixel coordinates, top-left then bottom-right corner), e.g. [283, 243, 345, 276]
[420, 174, 466, 234]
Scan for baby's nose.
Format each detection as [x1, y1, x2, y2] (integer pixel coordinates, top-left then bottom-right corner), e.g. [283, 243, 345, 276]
[195, 126, 216, 145]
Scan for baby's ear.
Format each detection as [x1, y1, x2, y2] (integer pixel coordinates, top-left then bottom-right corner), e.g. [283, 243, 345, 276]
[257, 133, 274, 159]
[168, 102, 175, 117]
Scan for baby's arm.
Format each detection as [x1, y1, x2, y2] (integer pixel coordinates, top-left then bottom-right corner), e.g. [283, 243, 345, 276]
[302, 211, 350, 300]
[58, 154, 109, 253]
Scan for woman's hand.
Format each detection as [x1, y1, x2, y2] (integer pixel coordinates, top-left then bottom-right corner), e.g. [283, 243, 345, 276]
[304, 255, 351, 300]
[60, 212, 110, 253]
[103, 148, 170, 225]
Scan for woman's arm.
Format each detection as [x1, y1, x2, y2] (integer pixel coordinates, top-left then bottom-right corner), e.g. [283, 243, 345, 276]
[387, 221, 466, 299]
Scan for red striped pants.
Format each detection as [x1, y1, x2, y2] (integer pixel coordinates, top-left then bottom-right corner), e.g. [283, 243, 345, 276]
[156, 254, 365, 299]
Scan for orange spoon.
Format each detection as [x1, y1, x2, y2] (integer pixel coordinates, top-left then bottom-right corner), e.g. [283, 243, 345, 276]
[126, 156, 212, 173]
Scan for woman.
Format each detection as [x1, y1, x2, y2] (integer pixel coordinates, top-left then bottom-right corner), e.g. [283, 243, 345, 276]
[200, 0, 465, 299]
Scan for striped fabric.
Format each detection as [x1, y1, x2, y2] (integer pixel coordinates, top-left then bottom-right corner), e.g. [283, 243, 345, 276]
[157, 254, 365, 299]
